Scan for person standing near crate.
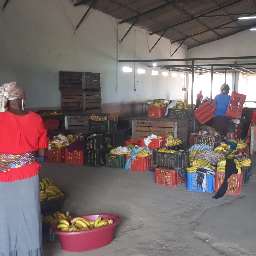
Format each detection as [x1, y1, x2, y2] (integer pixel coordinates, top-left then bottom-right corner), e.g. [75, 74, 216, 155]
[0, 82, 48, 256]
[212, 83, 231, 137]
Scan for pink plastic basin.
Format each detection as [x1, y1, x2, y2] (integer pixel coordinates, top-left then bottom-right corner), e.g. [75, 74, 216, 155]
[55, 213, 120, 252]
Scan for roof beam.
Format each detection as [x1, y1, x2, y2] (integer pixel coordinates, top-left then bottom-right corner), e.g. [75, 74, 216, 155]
[201, 12, 256, 17]
[2, 0, 10, 11]
[119, 0, 176, 24]
[75, 0, 97, 32]
[171, 2, 221, 38]
[150, 0, 243, 35]
[172, 19, 237, 44]
[188, 21, 256, 49]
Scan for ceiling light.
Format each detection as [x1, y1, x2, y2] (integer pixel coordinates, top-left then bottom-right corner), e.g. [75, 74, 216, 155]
[122, 66, 133, 73]
[161, 71, 169, 77]
[238, 15, 256, 20]
[137, 68, 146, 74]
[250, 27, 256, 31]
[152, 62, 157, 67]
[171, 72, 178, 78]
[151, 70, 159, 76]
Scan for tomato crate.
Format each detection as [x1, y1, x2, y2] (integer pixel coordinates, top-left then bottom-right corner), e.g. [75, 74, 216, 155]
[130, 156, 152, 172]
[65, 149, 84, 166]
[194, 101, 215, 124]
[155, 168, 184, 187]
[186, 169, 215, 193]
[154, 150, 188, 170]
[46, 148, 65, 163]
[106, 154, 126, 168]
[215, 172, 243, 196]
[148, 105, 166, 119]
[226, 92, 246, 119]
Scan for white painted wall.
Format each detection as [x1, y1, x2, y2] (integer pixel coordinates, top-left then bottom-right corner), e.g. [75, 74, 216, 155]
[0, 0, 187, 108]
[188, 30, 256, 58]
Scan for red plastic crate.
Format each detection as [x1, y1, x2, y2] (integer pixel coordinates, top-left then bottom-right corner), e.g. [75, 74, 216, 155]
[226, 92, 246, 119]
[46, 148, 65, 163]
[65, 149, 84, 166]
[215, 172, 243, 196]
[147, 138, 164, 149]
[155, 168, 184, 187]
[124, 138, 144, 147]
[194, 101, 215, 124]
[148, 105, 166, 119]
[131, 156, 152, 172]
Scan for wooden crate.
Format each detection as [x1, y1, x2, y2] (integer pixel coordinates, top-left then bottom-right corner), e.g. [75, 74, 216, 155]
[59, 71, 100, 90]
[132, 118, 189, 143]
[132, 119, 177, 138]
[64, 115, 89, 132]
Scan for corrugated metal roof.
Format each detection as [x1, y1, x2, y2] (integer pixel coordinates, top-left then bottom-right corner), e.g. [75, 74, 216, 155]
[72, 0, 256, 48]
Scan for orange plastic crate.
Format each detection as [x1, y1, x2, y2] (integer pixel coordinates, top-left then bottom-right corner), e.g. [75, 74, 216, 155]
[46, 148, 65, 163]
[65, 149, 84, 166]
[155, 168, 184, 187]
[215, 172, 243, 196]
[226, 92, 246, 119]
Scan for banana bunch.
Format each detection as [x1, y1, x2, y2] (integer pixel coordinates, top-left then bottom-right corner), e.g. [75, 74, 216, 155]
[150, 99, 168, 108]
[217, 159, 242, 173]
[166, 135, 182, 147]
[236, 140, 248, 150]
[191, 159, 213, 169]
[239, 158, 252, 167]
[56, 214, 113, 232]
[40, 177, 64, 202]
[137, 149, 150, 158]
[158, 148, 176, 154]
[214, 143, 229, 154]
[175, 101, 187, 110]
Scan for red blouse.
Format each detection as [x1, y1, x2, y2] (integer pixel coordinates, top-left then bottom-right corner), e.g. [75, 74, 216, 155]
[0, 111, 48, 182]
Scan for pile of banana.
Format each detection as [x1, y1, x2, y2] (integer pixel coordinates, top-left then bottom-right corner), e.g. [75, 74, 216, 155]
[150, 99, 168, 108]
[236, 140, 248, 150]
[214, 143, 230, 154]
[49, 134, 77, 150]
[89, 114, 107, 122]
[40, 177, 64, 202]
[137, 148, 151, 158]
[217, 159, 242, 173]
[166, 135, 182, 147]
[175, 101, 187, 110]
[53, 212, 113, 232]
[157, 148, 176, 154]
[239, 158, 252, 167]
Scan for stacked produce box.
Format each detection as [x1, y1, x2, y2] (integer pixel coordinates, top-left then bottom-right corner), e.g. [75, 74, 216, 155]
[59, 71, 101, 113]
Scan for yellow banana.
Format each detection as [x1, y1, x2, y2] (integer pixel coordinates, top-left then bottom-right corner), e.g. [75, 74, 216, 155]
[58, 219, 70, 226]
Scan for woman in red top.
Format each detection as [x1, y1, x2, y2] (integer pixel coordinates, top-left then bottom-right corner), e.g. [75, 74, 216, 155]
[0, 82, 48, 255]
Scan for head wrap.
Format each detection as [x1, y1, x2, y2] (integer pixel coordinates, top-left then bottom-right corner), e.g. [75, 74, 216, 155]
[0, 82, 25, 112]
[220, 83, 230, 92]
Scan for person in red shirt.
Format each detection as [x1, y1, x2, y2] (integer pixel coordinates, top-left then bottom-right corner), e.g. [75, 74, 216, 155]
[0, 82, 48, 255]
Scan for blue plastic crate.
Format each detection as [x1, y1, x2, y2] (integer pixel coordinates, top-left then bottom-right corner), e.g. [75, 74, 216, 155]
[186, 169, 215, 193]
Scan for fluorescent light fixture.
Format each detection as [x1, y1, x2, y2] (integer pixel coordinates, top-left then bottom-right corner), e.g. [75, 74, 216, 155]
[161, 71, 169, 77]
[238, 15, 256, 20]
[151, 70, 159, 76]
[137, 68, 146, 74]
[122, 66, 133, 73]
[250, 27, 256, 31]
[152, 62, 157, 67]
[171, 72, 178, 78]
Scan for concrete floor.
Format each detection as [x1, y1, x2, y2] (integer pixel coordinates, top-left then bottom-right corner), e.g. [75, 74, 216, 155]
[42, 164, 256, 256]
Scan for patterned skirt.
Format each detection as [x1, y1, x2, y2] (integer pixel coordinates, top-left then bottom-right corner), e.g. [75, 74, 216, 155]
[0, 175, 42, 256]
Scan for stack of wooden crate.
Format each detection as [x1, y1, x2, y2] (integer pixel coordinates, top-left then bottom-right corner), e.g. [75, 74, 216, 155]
[59, 71, 101, 113]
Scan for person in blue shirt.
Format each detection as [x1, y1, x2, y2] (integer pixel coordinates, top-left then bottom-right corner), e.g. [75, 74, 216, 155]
[212, 84, 231, 136]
